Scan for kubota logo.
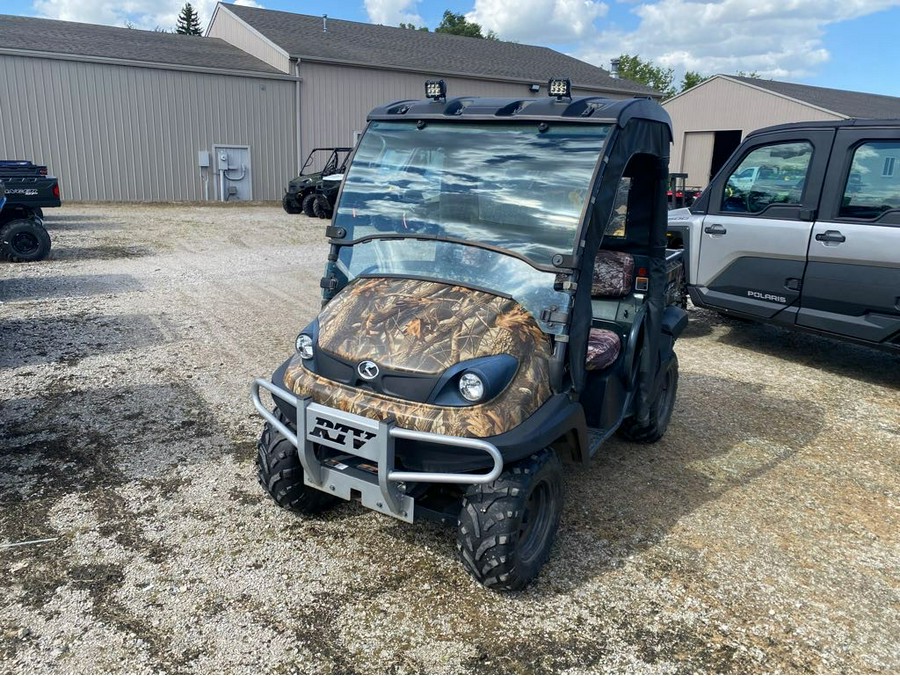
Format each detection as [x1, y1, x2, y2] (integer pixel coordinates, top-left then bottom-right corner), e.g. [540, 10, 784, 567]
[747, 290, 787, 303]
[357, 360, 379, 380]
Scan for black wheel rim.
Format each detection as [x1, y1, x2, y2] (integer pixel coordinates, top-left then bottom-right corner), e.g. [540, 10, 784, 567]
[12, 231, 39, 256]
[518, 479, 554, 565]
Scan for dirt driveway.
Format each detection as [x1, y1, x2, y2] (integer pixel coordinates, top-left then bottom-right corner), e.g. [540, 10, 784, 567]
[1, 203, 898, 673]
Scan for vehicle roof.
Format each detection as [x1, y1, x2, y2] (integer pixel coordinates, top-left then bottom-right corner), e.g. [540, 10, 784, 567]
[368, 95, 672, 131]
[747, 117, 900, 137]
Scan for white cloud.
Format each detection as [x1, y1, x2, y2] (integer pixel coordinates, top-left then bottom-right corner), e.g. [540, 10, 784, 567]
[31, 0, 260, 31]
[364, 0, 424, 26]
[467, 0, 608, 43]
[576, 0, 900, 84]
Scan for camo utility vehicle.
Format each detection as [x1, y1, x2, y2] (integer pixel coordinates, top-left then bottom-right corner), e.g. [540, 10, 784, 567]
[252, 80, 687, 590]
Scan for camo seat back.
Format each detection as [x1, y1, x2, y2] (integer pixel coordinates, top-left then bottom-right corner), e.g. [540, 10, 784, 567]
[591, 250, 635, 298]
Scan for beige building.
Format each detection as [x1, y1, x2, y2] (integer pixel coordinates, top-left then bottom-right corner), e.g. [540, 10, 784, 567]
[207, 3, 658, 180]
[664, 75, 900, 190]
[0, 6, 655, 203]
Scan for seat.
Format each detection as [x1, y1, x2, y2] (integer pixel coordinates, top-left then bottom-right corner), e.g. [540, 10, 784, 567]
[586, 328, 621, 370]
[591, 250, 634, 297]
[585, 250, 634, 371]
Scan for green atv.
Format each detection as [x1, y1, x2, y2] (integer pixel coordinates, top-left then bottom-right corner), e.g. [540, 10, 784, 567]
[253, 80, 686, 590]
[282, 147, 351, 215]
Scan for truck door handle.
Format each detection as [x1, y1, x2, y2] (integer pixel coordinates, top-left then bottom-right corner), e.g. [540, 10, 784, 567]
[704, 224, 727, 235]
[815, 230, 845, 243]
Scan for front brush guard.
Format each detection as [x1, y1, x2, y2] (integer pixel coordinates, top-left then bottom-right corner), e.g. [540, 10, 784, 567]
[251, 378, 503, 522]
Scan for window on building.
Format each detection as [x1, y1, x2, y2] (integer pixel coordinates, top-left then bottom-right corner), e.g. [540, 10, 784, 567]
[840, 142, 900, 219]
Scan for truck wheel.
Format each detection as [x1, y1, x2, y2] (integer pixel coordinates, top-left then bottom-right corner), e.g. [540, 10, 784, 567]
[0, 219, 51, 262]
[618, 354, 679, 443]
[457, 448, 563, 591]
[257, 409, 339, 514]
[312, 196, 332, 219]
[301, 194, 317, 217]
[282, 194, 302, 214]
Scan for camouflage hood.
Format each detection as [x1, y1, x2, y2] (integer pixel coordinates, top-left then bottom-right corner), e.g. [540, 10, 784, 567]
[285, 277, 554, 437]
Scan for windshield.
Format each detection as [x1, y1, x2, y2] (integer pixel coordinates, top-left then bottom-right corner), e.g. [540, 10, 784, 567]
[335, 240, 570, 335]
[333, 120, 612, 265]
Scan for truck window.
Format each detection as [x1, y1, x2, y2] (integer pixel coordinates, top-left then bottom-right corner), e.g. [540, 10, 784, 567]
[721, 141, 813, 214]
[839, 141, 900, 219]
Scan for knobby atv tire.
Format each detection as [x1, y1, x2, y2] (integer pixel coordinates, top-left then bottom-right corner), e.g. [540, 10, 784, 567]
[301, 193, 317, 217]
[282, 194, 302, 214]
[0, 219, 51, 262]
[312, 195, 332, 219]
[618, 353, 679, 443]
[457, 449, 563, 591]
[257, 409, 339, 514]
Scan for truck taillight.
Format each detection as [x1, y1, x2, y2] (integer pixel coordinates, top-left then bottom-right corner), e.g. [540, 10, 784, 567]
[52, 185, 60, 198]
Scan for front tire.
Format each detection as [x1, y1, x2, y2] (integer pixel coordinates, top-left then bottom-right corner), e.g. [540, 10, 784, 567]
[282, 194, 302, 214]
[618, 353, 679, 443]
[0, 219, 51, 262]
[301, 193, 317, 217]
[457, 449, 563, 591]
[257, 410, 339, 514]
[312, 195, 332, 219]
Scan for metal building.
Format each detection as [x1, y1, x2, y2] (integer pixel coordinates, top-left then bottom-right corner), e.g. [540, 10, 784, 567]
[208, 4, 658, 181]
[664, 75, 900, 190]
[0, 7, 656, 202]
[0, 14, 298, 202]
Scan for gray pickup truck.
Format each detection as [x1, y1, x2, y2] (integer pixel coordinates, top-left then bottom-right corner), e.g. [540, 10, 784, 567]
[668, 119, 900, 351]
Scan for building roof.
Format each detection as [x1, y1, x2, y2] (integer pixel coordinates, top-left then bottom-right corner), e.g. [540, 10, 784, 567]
[222, 4, 657, 97]
[728, 75, 900, 119]
[0, 13, 284, 76]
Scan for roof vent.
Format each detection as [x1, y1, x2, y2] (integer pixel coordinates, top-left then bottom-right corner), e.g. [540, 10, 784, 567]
[322, 14, 328, 32]
[610, 58, 620, 79]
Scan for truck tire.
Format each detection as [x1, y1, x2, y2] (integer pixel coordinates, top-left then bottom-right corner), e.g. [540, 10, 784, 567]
[457, 448, 563, 591]
[312, 196, 332, 219]
[0, 219, 51, 262]
[257, 409, 339, 514]
[282, 194, 302, 214]
[618, 354, 678, 443]
[302, 194, 317, 217]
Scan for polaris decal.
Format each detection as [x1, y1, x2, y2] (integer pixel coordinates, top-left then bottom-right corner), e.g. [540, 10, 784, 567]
[747, 290, 787, 304]
[6, 188, 38, 196]
[309, 416, 376, 452]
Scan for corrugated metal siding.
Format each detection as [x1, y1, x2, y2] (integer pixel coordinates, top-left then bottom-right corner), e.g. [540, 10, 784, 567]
[0, 54, 296, 201]
[298, 62, 629, 159]
[665, 77, 842, 189]
[206, 8, 291, 74]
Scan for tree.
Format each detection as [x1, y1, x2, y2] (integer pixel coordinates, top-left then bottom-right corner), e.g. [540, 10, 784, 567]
[615, 54, 676, 98]
[176, 2, 203, 35]
[435, 10, 496, 39]
[681, 70, 708, 91]
[399, 22, 429, 31]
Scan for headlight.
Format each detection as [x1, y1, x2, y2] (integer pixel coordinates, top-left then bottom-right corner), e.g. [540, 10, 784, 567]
[295, 333, 314, 359]
[458, 372, 485, 402]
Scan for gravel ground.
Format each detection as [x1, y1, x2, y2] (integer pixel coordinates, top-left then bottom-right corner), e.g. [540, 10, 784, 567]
[0, 203, 898, 674]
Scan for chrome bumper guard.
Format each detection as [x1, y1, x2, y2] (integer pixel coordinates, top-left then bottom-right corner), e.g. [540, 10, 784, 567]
[251, 378, 503, 523]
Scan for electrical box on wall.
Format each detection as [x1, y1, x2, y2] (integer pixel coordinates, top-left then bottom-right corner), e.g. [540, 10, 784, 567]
[197, 151, 210, 168]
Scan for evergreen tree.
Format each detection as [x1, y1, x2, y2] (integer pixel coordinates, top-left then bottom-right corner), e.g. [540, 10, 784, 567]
[176, 3, 203, 35]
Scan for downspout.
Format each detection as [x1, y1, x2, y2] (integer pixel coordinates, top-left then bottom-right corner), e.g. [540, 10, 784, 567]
[294, 58, 303, 174]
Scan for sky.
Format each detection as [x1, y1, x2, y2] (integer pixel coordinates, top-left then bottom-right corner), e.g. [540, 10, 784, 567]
[3, 0, 900, 98]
